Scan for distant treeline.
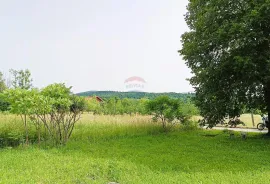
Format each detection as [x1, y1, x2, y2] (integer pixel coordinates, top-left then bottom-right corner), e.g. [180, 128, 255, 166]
[77, 91, 195, 100]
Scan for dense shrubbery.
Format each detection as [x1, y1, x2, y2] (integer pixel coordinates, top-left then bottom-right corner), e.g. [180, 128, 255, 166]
[85, 96, 199, 116]
[0, 83, 199, 147]
[0, 97, 9, 111]
[1, 83, 86, 146]
[85, 95, 199, 131]
[85, 97, 149, 115]
[145, 96, 199, 131]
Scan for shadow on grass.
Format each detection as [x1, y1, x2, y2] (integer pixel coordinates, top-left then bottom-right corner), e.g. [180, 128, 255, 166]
[58, 125, 270, 174]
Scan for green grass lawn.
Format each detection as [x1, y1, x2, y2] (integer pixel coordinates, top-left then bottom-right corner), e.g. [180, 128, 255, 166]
[0, 114, 270, 183]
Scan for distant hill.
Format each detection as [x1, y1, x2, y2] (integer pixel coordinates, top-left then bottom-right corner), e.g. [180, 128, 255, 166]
[76, 91, 195, 100]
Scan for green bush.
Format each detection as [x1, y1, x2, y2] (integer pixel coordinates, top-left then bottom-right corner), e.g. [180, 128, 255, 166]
[0, 94, 9, 112]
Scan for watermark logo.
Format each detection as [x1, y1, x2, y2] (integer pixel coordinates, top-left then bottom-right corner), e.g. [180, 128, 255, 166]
[124, 76, 146, 92]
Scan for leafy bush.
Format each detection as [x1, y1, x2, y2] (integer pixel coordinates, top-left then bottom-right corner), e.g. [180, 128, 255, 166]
[145, 96, 195, 131]
[0, 94, 9, 112]
[3, 83, 86, 146]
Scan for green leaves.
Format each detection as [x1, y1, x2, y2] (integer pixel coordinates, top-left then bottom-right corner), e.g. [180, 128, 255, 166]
[3, 83, 87, 145]
[9, 69, 33, 90]
[0, 72, 7, 92]
[145, 96, 195, 130]
[180, 0, 270, 127]
[3, 89, 38, 115]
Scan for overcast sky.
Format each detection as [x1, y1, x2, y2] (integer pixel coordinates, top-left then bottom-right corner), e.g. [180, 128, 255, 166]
[0, 0, 193, 93]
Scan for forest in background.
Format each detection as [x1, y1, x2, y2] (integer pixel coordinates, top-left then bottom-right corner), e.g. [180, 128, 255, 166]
[77, 91, 195, 99]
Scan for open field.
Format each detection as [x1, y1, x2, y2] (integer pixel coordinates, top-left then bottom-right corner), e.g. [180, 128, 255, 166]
[192, 114, 263, 128]
[0, 114, 270, 183]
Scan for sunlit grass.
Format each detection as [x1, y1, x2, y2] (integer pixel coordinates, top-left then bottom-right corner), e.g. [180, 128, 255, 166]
[192, 114, 263, 128]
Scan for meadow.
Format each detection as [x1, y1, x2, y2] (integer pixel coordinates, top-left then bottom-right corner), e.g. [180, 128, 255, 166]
[0, 114, 270, 184]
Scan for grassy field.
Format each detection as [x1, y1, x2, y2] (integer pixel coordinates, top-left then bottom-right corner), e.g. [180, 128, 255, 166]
[0, 114, 270, 184]
[192, 114, 263, 128]
[239, 114, 262, 127]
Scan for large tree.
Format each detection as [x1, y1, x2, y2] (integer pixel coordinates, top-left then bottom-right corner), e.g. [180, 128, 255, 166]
[180, 0, 270, 133]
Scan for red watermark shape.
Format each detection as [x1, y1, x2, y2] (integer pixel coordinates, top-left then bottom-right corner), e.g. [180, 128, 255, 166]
[124, 76, 146, 92]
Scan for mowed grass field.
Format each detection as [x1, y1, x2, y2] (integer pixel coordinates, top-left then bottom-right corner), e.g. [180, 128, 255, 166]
[0, 114, 270, 184]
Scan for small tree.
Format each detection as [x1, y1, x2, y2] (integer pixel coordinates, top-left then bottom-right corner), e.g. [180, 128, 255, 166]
[3, 83, 86, 146]
[85, 96, 103, 114]
[0, 72, 7, 92]
[145, 96, 181, 131]
[3, 89, 38, 145]
[40, 83, 86, 145]
[138, 98, 149, 115]
[10, 69, 33, 90]
[0, 73, 9, 111]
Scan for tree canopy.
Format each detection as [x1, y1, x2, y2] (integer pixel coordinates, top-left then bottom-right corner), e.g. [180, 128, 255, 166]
[180, 0, 270, 132]
[77, 91, 194, 100]
[3, 83, 86, 145]
[10, 69, 33, 90]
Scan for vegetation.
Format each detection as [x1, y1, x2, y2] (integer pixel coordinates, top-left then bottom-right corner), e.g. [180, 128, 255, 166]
[0, 72, 7, 92]
[2, 83, 86, 145]
[2, 0, 270, 182]
[85, 96, 199, 119]
[145, 96, 197, 131]
[85, 97, 149, 115]
[77, 90, 195, 100]
[180, 0, 270, 133]
[0, 114, 270, 183]
[9, 69, 33, 90]
[0, 69, 34, 112]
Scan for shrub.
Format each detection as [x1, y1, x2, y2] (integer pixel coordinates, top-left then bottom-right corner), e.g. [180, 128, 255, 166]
[3, 83, 86, 146]
[145, 96, 194, 131]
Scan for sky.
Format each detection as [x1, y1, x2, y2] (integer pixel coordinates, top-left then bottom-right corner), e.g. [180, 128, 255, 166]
[0, 0, 193, 93]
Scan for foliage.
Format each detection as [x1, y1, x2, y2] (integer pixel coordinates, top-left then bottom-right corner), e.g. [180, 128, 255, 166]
[0, 72, 7, 92]
[3, 83, 86, 145]
[77, 90, 195, 100]
[1, 117, 270, 183]
[180, 0, 270, 132]
[85, 96, 197, 117]
[145, 96, 193, 130]
[38, 83, 86, 145]
[85, 96, 103, 114]
[9, 69, 33, 90]
[0, 72, 9, 112]
[2, 89, 38, 144]
[85, 97, 150, 115]
[0, 94, 9, 112]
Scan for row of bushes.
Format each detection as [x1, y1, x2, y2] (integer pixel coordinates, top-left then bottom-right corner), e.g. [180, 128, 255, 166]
[0, 85, 199, 147]
[85, 96, 199, 116]
[0, 83, 86, 146]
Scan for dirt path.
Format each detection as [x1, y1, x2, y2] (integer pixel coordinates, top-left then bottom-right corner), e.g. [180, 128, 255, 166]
[205, 126, 268, 133]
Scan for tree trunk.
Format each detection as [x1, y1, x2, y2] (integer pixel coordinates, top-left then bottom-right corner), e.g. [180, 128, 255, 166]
[267, 112, 270, 135]
[265, 81, 270, 135]
[24, 114, 29, 145]
[38, 124, 41, 147]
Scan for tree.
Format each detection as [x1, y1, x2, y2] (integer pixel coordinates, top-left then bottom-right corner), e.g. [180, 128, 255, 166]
[145, 96, 191, 131]
[85, 96, 103, 114]
[2, 89, 38, 145]
[10, 69, 33, 90]
[40, 83, 86, 145]
[0, 72, 9, 111]
[180, 0, 270, 133]
[3, 83, 86, 146]
[0, 72, 7, 92]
